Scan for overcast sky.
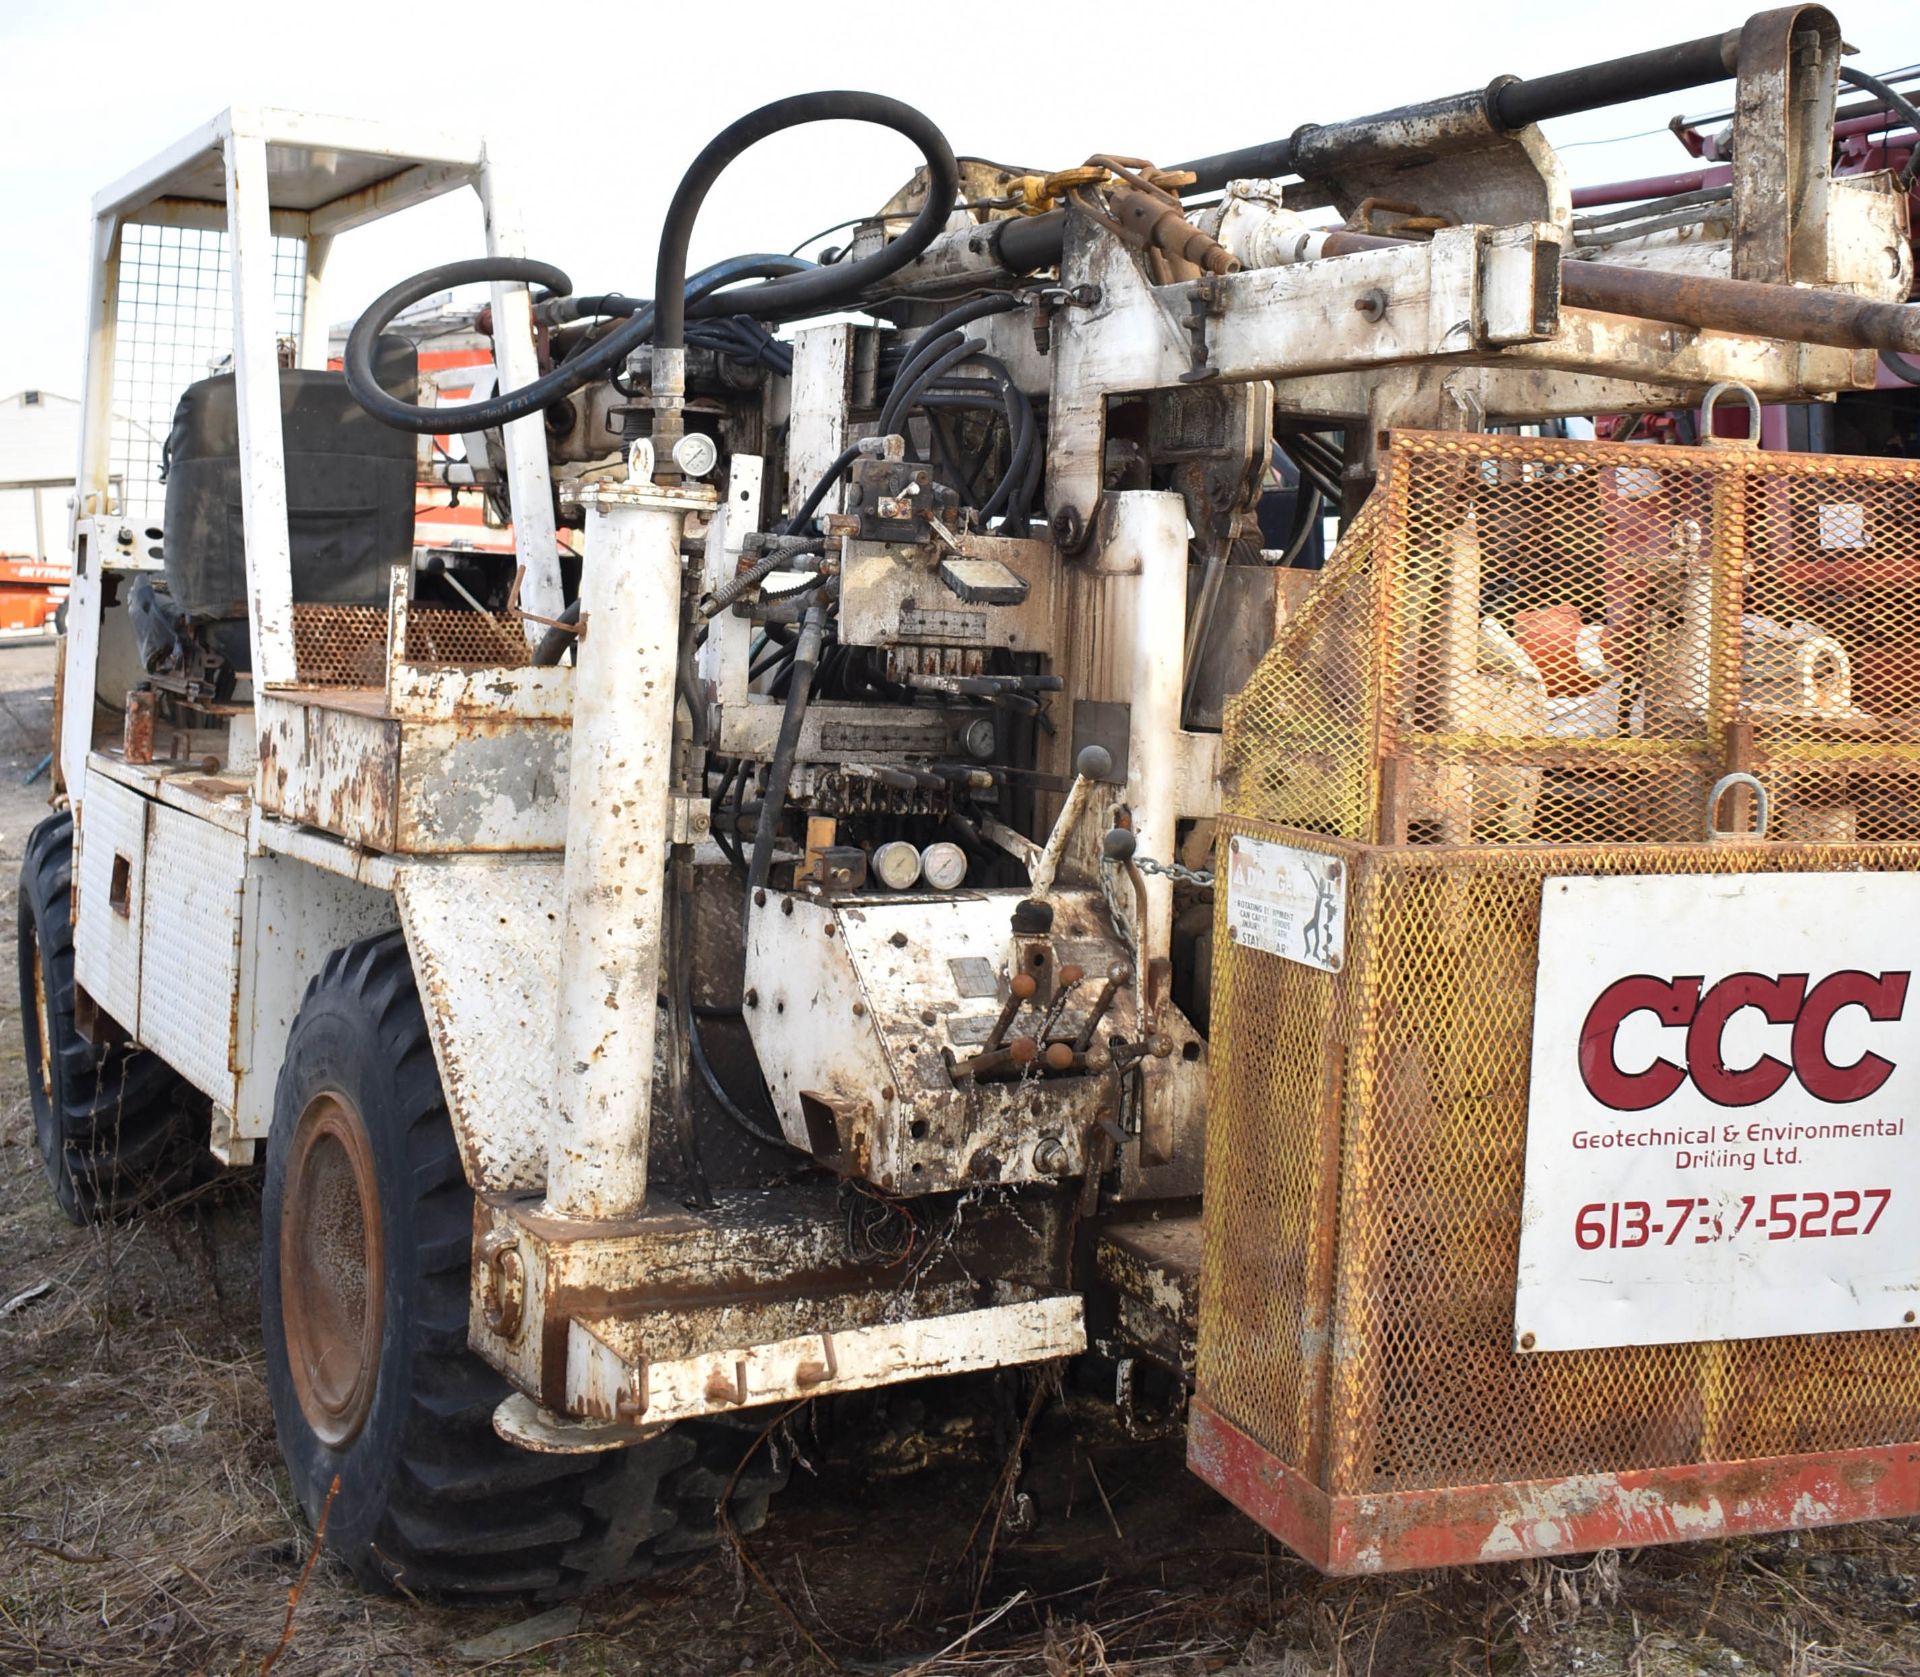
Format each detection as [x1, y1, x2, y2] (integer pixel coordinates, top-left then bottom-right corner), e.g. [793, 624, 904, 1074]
[2, 0, 1915, 404]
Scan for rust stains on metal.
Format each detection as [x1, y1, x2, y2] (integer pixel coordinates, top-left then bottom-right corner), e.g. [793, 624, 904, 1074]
[1189, 1398, 1920, 1575]
[123, 689, 156, 764]
[466, 1182, 1075, 1428]
[1560, 260, 1920, 355]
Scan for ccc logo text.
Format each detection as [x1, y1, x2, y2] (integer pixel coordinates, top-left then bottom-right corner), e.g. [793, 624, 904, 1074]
[1579, 971, 1910, 1112]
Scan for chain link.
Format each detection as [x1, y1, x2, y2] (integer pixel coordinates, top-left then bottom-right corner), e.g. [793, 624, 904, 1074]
[1131, 854, 1215, 887]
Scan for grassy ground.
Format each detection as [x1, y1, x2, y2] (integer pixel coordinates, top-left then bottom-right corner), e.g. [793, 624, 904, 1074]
[1, 637, 1917, 1675]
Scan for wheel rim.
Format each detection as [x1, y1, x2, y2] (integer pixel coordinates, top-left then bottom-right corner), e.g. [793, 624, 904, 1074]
[28, 928, 52, 1102]
[281, 1090, 385, 1448]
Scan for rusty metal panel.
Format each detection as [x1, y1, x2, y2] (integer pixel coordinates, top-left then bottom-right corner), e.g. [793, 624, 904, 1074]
[403, 605, 529, 668]
[255, 693, 400, 850]
[137, 802, 246, 1106]
[290, 603, 389, 687]
[256, 692, 567, 855]
[393, 857, 560, 1193]
[393, 719, 567, 852]
[73, 770, 150, 1034]
[469, 1181, 1076, 1422]
[1188, 1399, 1920, 1575]
[1199, 429, 1920, 1570]
[1098, 1216, 1201, 1375]
[568, 1296, 1085, 1428]
[290, 600, 532, 684]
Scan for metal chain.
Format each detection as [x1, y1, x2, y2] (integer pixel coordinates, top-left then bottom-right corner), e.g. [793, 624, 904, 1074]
[1132, 854, 1215, 887]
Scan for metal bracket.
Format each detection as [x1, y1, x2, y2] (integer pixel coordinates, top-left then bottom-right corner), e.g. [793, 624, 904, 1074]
[1179, 276, 1229, 383]
[669, 794, 712, 846]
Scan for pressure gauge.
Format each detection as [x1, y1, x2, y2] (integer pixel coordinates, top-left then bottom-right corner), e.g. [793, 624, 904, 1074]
[672, 431, 719, 479]
[961, 717, 998, 761]
[872, 840, 923, 891]
[920, 841, 968, 891]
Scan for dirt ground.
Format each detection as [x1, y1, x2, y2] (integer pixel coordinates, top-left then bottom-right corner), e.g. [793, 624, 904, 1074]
[2, 637, 1919, 1676]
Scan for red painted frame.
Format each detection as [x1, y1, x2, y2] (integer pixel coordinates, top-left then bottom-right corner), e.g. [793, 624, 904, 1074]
[1188, 1397, 1920, 1574]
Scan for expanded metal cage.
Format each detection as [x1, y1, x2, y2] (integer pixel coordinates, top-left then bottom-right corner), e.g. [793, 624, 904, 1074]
[1195, 429, 1920, 1572]
[1221, 429, 1920, 852]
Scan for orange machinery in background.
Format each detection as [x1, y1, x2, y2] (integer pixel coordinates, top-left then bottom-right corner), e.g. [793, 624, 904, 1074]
[0, 556, 68, 634]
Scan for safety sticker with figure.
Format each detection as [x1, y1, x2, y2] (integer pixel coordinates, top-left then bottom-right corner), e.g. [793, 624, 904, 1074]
[1515, 871, 1920, 1352]
[1223, 836, 1345, 974]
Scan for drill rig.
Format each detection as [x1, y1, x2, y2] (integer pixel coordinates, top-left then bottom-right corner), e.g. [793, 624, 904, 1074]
[25, 7, 1920, 1591]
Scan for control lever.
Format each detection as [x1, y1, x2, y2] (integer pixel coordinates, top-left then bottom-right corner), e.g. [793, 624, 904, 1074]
[1074, 960, 1132, 1052]
[982, 971, 1038, 1053]
[951, 1035, 1039, 1082]
[1029, 745, 1112, 897]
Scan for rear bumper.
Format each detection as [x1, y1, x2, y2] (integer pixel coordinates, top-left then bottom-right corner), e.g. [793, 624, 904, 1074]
[1188, 1397, 1920, 1574]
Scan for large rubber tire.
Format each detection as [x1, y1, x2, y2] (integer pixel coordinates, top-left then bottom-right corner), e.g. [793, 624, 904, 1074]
[261, 931, 787, 1597]
[16, 810, 202, 1223]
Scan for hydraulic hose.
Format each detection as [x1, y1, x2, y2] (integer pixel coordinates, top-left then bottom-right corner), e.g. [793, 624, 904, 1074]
[1838, 66, 1920, 190]
[782, 440, 866, 536]
[346, 253, 811, 435]
[745, 596, 831, 903]
[958, 354, 1036, 523]
[531, 599, 582, 666]
[886, 295, 1023, 398]
[689, 1011, 807, 1156]
[877, 337, 985, 441]
[1277, 481, 1324, 567]
[652, 92, 960, 356]
[1881, 351, 1920, 386]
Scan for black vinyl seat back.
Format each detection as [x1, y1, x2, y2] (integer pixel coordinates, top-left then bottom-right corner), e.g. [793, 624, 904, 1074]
[160, 337, 419, 673]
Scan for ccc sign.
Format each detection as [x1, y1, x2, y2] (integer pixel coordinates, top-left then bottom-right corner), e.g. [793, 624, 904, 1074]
[1579, 971, 1910, 1111]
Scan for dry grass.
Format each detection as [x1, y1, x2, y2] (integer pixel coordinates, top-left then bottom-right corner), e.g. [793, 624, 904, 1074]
[0, 641, 1916, 1675]
[8, 1132, 1917, 1677]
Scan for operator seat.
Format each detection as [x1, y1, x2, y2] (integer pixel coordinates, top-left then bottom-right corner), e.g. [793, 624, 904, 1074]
[156, 337, 418, 682]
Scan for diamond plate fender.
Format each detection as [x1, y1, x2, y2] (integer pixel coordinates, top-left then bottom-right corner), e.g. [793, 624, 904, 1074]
[393, 855, 563, 1193]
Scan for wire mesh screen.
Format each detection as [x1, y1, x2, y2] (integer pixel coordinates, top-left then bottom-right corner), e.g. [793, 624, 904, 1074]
[1222, 430, 1920, 850]
[1203, 428, 1920, 1508]
[1200, 829, 1920, 1497]
[111, 222, 306, 526]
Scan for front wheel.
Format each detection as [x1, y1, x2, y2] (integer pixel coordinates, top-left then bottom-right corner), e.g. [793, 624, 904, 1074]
[262, 931, 786, 1596]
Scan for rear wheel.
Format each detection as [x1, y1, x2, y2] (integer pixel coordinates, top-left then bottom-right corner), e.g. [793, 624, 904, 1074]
[262, 931, 787, 1596]
[16, 810, 202, 1222]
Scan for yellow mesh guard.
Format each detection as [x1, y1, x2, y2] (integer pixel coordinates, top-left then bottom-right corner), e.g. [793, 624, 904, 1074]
[1202, 430, 1920, 1500]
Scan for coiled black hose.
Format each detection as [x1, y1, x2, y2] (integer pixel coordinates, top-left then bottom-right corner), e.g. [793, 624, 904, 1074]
[883, 295, 1022, 410]
[1837, 66, 1920, 191]
[651, 91, 959, 356]
[346, 253, 811, 435]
